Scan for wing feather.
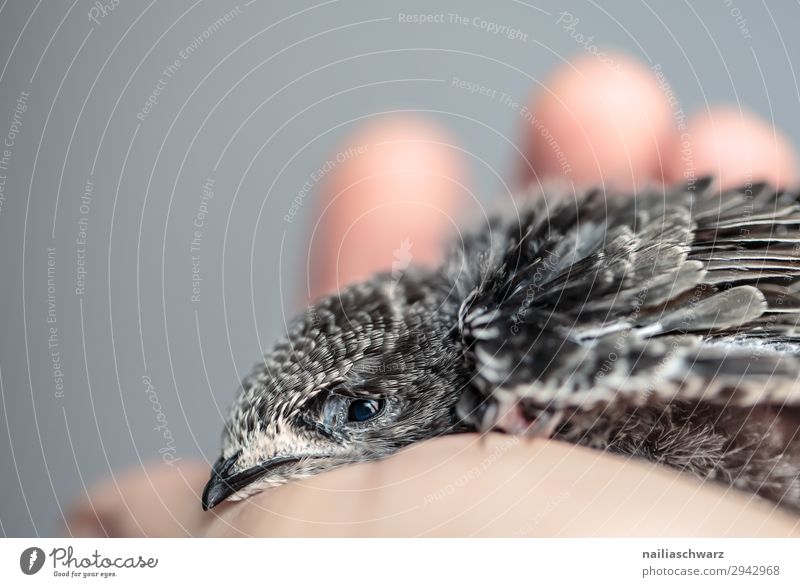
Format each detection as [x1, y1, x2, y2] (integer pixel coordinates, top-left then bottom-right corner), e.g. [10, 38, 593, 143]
[458, 179, 800, 431]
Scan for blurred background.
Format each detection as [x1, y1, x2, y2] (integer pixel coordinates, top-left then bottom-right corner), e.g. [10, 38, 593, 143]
[1, 0, 799, 536]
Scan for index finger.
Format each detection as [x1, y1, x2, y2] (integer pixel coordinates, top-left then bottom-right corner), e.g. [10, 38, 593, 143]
[309, 116, 468, 299]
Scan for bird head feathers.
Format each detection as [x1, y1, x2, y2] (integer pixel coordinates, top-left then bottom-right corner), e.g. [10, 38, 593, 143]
[202, 271, 466, 509]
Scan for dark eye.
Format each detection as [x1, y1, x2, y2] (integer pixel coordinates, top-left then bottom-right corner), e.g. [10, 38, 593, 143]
[347, 398, 384, 422]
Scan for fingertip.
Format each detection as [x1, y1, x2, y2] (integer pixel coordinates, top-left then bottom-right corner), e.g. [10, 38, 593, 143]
[522, 52, 675, 189]
[665, 106, 799, 190]
[65, 462, 211, 537]
[310, 115, 467, 298]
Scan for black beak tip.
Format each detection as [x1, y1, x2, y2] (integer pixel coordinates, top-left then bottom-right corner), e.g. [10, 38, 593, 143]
[201, 453, 301, 510]
[201, 454, 240, 511]
[201, 479, 226, 511]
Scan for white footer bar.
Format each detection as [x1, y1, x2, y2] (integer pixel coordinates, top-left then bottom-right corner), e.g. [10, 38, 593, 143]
[1, 538, 798, 586]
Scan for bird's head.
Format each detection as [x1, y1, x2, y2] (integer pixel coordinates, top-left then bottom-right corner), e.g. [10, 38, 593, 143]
[202, 273, 467, 509]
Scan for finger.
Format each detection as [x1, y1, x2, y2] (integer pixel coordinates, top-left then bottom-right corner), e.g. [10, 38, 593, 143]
[202, 435, 800, 537]
[522, 52, 676, 189]
[309, 116, 467, 298]
[65, 461, 210, 537]
[664, 106, 799, 190]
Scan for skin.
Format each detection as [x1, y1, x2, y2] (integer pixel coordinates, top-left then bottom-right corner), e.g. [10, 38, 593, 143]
[66, 52, 800, 537]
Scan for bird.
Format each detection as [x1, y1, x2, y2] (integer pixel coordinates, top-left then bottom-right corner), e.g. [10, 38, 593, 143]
[202, 177, 800, 512]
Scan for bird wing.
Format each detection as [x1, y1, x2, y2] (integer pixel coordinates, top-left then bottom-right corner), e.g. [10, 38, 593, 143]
[457, 179, 800, 432]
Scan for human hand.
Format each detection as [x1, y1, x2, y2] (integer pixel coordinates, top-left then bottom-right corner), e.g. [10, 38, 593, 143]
[66, 52, 800, 537]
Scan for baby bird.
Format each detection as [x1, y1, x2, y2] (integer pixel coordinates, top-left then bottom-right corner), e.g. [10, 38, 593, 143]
[203, 178, 800, 511]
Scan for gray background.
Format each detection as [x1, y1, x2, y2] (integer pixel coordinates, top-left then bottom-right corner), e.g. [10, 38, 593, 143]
[1, 0, 798, 537]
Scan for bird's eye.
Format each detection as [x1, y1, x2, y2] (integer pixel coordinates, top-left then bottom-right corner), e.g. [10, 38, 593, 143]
[347, 398, 384, 422]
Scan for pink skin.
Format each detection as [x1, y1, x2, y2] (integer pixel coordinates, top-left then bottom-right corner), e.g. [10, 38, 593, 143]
[66, 52, 800, 537]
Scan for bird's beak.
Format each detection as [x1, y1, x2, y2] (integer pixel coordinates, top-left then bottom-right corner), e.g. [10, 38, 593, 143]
[201, 454, 300, 510]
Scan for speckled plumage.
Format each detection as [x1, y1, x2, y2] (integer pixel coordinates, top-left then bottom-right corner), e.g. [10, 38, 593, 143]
[203, 178, 800, 512]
